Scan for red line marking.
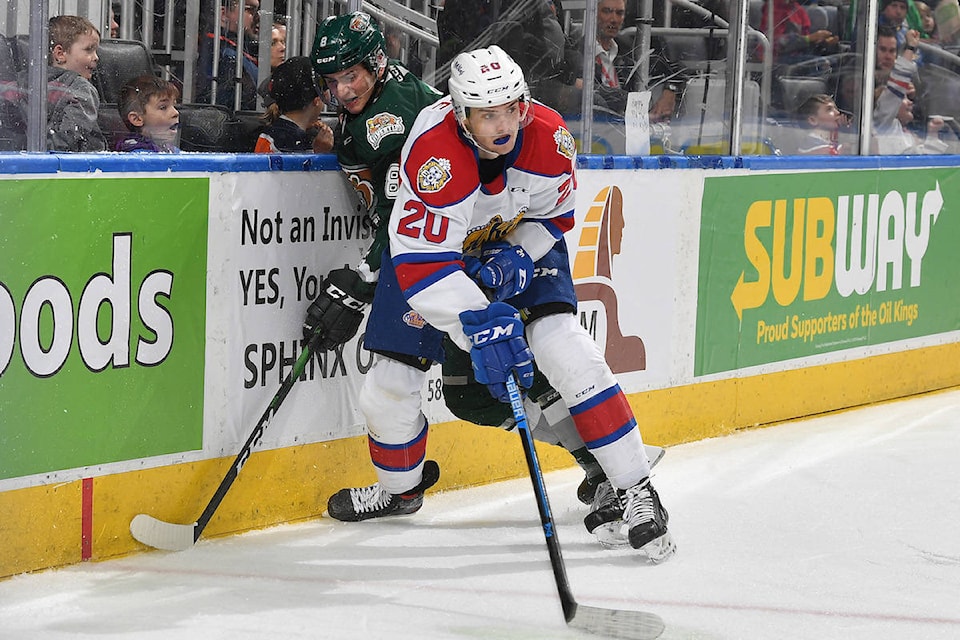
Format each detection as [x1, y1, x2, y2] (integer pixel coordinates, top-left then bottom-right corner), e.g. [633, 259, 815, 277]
[81, 477, 93, 561]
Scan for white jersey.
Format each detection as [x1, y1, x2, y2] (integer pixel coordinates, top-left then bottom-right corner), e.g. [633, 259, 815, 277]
[387, 98, 578, 349]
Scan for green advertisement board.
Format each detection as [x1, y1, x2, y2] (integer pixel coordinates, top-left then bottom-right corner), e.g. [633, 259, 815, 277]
[0, 177, 208, 480]
[696, 168, 960, 376]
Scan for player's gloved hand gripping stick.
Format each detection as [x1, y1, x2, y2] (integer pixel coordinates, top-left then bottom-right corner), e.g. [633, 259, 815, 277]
[459, 302, 535, 403]
[302, 266, 376, 349]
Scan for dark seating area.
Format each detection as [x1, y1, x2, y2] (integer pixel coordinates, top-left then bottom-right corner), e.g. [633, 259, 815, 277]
[5, 0, 960, 157]
[0, 35, 264, 152]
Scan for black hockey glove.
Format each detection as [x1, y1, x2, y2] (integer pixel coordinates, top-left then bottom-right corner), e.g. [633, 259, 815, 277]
[302, 267, 376, 351]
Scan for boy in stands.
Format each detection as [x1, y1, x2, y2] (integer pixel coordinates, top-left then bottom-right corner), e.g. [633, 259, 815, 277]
[321, 43, 675, 560]
[45, 15, 106, 151]
[116, 75, 181, 152]
[795, 93, 845, 155]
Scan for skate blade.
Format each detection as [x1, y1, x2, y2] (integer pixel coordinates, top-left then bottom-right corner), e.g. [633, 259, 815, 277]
[639, 531, 677, 563]
[592, 521, 631, 549]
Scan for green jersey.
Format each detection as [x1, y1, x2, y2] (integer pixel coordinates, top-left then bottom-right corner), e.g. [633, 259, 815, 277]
[336, 62, 442, 278]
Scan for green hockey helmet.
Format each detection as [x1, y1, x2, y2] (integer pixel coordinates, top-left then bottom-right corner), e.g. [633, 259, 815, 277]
[311, 12, 387, 77]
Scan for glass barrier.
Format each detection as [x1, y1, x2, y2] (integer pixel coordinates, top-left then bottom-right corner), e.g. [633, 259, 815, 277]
[2, 0, 960, 155]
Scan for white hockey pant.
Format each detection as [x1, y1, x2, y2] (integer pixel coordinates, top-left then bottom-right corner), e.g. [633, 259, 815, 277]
[526, 313, 651, 489]
[358, 354, 429, 494]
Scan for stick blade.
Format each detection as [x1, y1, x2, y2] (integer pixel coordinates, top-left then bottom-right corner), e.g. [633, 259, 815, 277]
[569, 604, 665, 640]
[130, 514, 197, 551]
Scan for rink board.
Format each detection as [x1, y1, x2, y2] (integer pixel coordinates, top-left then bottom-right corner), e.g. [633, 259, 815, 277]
[2, 153, 959, 577]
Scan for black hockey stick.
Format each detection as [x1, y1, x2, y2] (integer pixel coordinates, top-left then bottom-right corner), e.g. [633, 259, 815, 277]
[130, 332, 323, 551]
[505, 374, 665, 639]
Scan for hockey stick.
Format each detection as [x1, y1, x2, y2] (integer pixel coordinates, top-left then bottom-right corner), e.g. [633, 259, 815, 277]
[130, 333, 323, 551]
[505, 374, 666, 640]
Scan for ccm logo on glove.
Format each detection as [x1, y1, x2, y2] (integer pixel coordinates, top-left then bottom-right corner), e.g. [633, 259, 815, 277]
[324, 282, 367, 311]
[469, 322, 518, 345]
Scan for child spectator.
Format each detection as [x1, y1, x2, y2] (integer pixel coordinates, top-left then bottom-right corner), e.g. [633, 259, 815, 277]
[254, 57, 332, 153]
[115, 74, 181, 152]
[916, 1, 940, 40]
[795, 93, 845, 154]
[43, 15, 106, 151]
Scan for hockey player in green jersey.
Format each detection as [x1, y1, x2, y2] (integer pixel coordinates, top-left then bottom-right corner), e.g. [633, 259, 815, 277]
[304, 10, 443, 318]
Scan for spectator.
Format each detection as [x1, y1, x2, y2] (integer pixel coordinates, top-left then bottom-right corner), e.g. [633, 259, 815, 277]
[876, 24, 902, 74]
[916, 1, 939, 41]
[383, 24, 424, 78]
[933, 0, 960, 45]
[847, 0, 927, 45]
[115, 74, 181, 152]
[109, 4, 120, 38]
[257, 19, 288, 106]
[40, 15, 107, 151]
[795, 93, 844, 154]
[876, 25, 926, 131]
[761, 0, 839, 69]
[835, 70, 864, 119]
[268, 20, 286, 69]
[253, 57, 332, 153]
[569, 0, 684, 121]
[880, 0, 912, 44]
[878, 0, 930, 53]
[196, 0, 260, 110]
[874, 26, 946, 153]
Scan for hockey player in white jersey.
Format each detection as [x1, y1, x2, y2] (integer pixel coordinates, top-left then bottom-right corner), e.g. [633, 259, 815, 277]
[327, 45, 674, 559]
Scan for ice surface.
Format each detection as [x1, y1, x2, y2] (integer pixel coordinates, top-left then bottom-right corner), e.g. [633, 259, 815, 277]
[2, 390, 959, 639]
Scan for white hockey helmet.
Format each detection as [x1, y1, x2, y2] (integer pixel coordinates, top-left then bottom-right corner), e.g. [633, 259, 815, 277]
[448, 45, 531, 125]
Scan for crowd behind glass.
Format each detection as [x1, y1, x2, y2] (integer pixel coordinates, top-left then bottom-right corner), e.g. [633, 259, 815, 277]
[2, 0, 959, 155]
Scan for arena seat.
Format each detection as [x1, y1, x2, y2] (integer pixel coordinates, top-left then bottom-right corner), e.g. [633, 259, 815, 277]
[0, 35, 22, 81]
[677, 75, 761, 124]
[777, 76, 828, 112]
[93, 39, 158, 104]
[177, 103, 234, 152]
[807, 5, 840, 38]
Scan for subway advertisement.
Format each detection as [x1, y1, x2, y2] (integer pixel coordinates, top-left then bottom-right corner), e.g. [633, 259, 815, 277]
[696, 168, 960, 376]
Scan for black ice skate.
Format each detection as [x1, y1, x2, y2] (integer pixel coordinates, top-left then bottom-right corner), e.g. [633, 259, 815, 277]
[584, 477, 676, 561]
[576, 445, 665, 505]
[327, 460, 440, 522]
[582, 479, 627, 547]
[577, 473, 606, 504]
[621, 477, 676, 562]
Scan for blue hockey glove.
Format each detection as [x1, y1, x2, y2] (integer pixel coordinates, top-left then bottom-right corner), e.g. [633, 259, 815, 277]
[465, 242, 534, 301]
[459, 302, 535, 403]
